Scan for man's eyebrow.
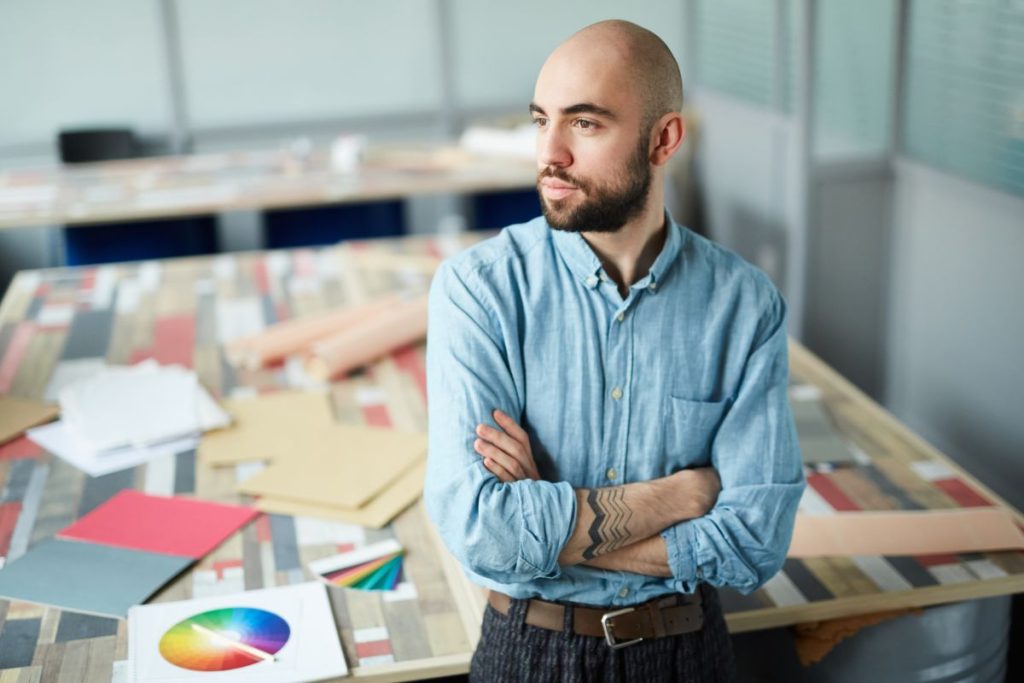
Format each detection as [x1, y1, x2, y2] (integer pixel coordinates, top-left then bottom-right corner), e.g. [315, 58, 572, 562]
[562, 103, 617, 119]
[528, 102, 618, 120]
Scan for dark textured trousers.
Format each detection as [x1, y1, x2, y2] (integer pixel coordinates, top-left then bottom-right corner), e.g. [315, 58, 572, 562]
[469, 584, 736, 683]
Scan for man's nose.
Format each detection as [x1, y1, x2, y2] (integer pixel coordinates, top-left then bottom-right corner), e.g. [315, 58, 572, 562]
[537, 127, 572, 169]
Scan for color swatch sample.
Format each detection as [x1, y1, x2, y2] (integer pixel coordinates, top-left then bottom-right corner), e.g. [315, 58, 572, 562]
[58, 490, 258, 559]
[0, 538, 191, 618]
[159, 607, 290, 671]
[310, 539, 405, 591]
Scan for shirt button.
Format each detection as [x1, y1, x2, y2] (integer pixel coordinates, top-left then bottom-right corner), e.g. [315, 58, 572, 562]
[615, 312, 624, 322]
[648, 282, 658, 291]
[606, 467, 618, 481]
[599, 273, 609, 282]
[585, 276, 598, 287]
[618, 587, 630, 599]
[610, 387, 623, 400]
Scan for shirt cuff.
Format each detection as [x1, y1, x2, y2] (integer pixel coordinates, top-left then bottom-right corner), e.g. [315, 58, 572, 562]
[662, 521, 701, 593]
[516, 480, 576, 580]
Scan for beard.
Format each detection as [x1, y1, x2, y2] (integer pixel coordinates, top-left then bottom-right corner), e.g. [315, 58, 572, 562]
[538, 134, 652, 234]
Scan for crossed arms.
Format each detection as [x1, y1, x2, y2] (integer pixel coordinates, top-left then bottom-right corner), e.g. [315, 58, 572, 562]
[425, 259, 804, 593]
[474, 409, 722, 578]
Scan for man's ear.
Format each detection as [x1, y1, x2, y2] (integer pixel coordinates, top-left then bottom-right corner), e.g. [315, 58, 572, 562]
[650, 112, 686, 166]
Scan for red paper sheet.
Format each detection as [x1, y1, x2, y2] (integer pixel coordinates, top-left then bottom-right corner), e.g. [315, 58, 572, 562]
[58, 490, 258, 559]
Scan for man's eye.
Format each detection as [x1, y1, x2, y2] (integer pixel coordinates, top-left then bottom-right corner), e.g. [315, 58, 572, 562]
[574, 119, 597, 130]
[532, 117, 548, 128]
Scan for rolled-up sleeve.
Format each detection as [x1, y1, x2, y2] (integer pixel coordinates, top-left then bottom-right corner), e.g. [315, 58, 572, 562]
[662, 290, 805, 594]
[425, 261, 577, 584]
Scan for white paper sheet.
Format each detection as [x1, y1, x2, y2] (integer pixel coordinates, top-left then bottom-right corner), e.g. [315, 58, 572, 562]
[128, 581, 347, 683]
[27, 420, 197, 478]
[58, 361, 229, 452]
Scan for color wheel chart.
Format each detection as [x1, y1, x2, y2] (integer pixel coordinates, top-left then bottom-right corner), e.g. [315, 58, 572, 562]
[159, 608, 290, 672]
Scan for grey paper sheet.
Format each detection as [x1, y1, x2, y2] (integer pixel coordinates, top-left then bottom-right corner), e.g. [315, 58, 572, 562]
[0, 539, 191, 619]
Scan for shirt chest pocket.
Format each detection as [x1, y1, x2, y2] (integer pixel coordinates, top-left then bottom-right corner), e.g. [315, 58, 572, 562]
[665, 396, 730, 467]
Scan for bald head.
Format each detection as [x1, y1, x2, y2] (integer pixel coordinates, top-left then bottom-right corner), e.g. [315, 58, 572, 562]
[557, 20, 683, 131]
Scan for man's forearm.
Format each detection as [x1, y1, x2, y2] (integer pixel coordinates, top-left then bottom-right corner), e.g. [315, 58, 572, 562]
[581, 534, 672, 577]
[558, 470, 710, 565]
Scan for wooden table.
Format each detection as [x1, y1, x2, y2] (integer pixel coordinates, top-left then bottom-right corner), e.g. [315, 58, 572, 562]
[0, 233, 1021, 681]
[0, 143, 537, 230]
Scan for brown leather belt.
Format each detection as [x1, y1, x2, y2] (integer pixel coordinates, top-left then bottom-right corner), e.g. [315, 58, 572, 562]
[488, 590, 704, 649]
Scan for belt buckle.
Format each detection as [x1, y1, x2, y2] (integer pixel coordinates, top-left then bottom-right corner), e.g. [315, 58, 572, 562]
[600, 607, 643, 650]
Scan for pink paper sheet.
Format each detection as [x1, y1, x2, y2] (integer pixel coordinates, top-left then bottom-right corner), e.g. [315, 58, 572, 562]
[58, 490, 258, 559]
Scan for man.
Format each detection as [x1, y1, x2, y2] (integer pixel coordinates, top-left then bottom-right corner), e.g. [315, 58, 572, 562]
[425, 20, 804, 682]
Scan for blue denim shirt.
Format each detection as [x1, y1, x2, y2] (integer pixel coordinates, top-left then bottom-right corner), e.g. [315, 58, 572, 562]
[425, 215, 804, 605]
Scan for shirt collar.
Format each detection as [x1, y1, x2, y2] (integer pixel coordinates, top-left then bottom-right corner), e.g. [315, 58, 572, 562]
[550, 211, 684, 293]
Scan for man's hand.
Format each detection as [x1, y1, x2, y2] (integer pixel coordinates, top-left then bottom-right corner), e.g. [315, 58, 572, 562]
[473, 409, 540, 482]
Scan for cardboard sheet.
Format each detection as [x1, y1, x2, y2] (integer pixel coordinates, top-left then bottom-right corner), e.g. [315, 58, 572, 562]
[58, 490, 258, 559]
[237, 425, 426, 510]
[250, 459, 425, 529]
[224, 295, 401, 369]
[198, 390, 334, 466]
[305, 295, 428, 380]
[787, 508, 1024, 558]
[0, 538, 191, 618]
[0, 395, 58, 445]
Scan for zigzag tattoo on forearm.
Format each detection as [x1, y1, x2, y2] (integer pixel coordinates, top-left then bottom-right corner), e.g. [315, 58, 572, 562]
[582, 488, 633, 560]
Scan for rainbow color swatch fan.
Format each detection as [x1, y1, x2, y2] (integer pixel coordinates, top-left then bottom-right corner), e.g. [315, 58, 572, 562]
[128, 582, 346, 682]
[308, 539, 405, 591]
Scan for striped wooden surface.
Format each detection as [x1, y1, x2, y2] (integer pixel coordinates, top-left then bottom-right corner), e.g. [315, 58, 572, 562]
[0, 235, 479, 682]
[0, 233, 1022, 681]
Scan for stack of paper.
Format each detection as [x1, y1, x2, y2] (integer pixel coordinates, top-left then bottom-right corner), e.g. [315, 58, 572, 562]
[127, 581, 347, 682]
[309, 540, 405, 591]
[27, 361, 229, 476]
[59, 360, 229, 451]
[0, 491, 257, 618]
[200, 391, 427, 528]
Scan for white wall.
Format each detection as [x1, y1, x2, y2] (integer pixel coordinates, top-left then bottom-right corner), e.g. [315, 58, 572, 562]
[888, 161, 1024, 511]
[688, 90, 800, 299]
[451, 0, 686, 110]
[0, 0, 170, 150]
[805, 167, 892, 400]
[177, 0, 444, 130]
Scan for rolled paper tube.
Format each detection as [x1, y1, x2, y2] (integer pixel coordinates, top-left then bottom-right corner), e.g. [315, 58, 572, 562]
[786, 508, 1024, 558]
[224, 295, 401, 369]
[305, 295, 429, 381]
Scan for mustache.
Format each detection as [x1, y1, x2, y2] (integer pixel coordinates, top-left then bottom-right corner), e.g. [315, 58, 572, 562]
[537, 167, 590, 193]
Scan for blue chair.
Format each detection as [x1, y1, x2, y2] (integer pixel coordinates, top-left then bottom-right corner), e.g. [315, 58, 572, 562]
[263, 201, 405, 249]
[58, 128, 217, 266]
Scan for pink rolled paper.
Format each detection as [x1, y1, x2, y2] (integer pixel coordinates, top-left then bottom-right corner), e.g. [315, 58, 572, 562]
[787, 508, 1024, 558]
[305, 295, 429, 380]
[224, 295, 401, 369]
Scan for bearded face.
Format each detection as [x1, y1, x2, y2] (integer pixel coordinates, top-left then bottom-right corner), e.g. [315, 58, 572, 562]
[538, 130, 652, 234]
